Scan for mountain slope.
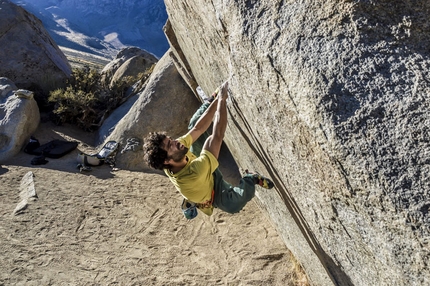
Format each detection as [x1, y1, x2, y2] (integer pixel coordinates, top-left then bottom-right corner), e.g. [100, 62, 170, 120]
[11, 0, 169, 59]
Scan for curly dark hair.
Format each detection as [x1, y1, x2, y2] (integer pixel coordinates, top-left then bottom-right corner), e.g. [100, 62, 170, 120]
[142, 132, 168, 170]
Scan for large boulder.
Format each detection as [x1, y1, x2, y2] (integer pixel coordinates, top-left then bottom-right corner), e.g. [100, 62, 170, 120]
[102, 50, 201, 171]
[0, 0, 71, 96]
[0, 77, 40, 163]
[100, 47, 158, 88]
[163, 1, 430, 285]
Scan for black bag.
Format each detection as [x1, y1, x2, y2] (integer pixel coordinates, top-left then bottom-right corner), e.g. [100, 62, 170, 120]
[31, 155, 48, 165]
[24, 136, 40, 155]
[32, 140, 79, 159]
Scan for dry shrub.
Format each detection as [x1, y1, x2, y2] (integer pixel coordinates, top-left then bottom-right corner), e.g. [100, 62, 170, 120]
[48, 65, 154, 131]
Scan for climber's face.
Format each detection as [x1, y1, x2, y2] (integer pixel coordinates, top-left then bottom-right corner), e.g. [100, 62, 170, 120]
[162, 136, 188, 163]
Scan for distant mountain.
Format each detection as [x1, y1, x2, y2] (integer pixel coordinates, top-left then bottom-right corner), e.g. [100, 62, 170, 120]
[11, 0, 169, 59]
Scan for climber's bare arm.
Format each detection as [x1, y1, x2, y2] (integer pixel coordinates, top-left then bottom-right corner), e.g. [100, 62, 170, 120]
[202, 82, 228, 159]
[186, 97, 219, 143]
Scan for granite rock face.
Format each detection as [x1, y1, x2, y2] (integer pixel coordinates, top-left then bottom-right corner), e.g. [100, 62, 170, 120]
[100, 47, 158, 88]
[0, 0, 71, 95]
[163, 1, 430, 285]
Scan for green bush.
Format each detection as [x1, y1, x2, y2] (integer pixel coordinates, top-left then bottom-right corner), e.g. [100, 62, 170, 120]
[49, 87, 99, 129]
[48, 67, 102, 130]
[48, 65, 153, 131]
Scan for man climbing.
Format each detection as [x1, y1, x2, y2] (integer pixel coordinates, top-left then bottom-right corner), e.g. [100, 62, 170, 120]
[142, 81, 274, 219]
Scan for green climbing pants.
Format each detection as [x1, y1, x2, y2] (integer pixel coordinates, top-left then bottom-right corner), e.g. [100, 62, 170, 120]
[188, 103, 256, 214]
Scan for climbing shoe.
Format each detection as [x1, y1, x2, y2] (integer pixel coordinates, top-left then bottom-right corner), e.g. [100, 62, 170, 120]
[244, 170, 274, 189]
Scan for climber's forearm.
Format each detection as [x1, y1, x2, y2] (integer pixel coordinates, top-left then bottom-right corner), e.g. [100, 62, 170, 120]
[187, 97, 219, 143]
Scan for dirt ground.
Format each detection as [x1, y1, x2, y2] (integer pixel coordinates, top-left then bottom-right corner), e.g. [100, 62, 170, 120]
[0, 121, 308, 285]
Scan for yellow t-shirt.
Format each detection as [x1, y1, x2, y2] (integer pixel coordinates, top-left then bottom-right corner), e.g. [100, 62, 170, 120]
[164, 133, 219, 216]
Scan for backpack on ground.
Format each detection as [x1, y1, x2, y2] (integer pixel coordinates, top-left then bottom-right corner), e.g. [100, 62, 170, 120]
[29, 139, 79, 159]
[77, 141, 119, 167]
[24, 136, 40, 154]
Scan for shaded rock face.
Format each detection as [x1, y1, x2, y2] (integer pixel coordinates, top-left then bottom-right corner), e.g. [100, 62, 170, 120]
[163, 1, 430, 285]
[0, 0, 71, 96]
[0, 77, 40, 163]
